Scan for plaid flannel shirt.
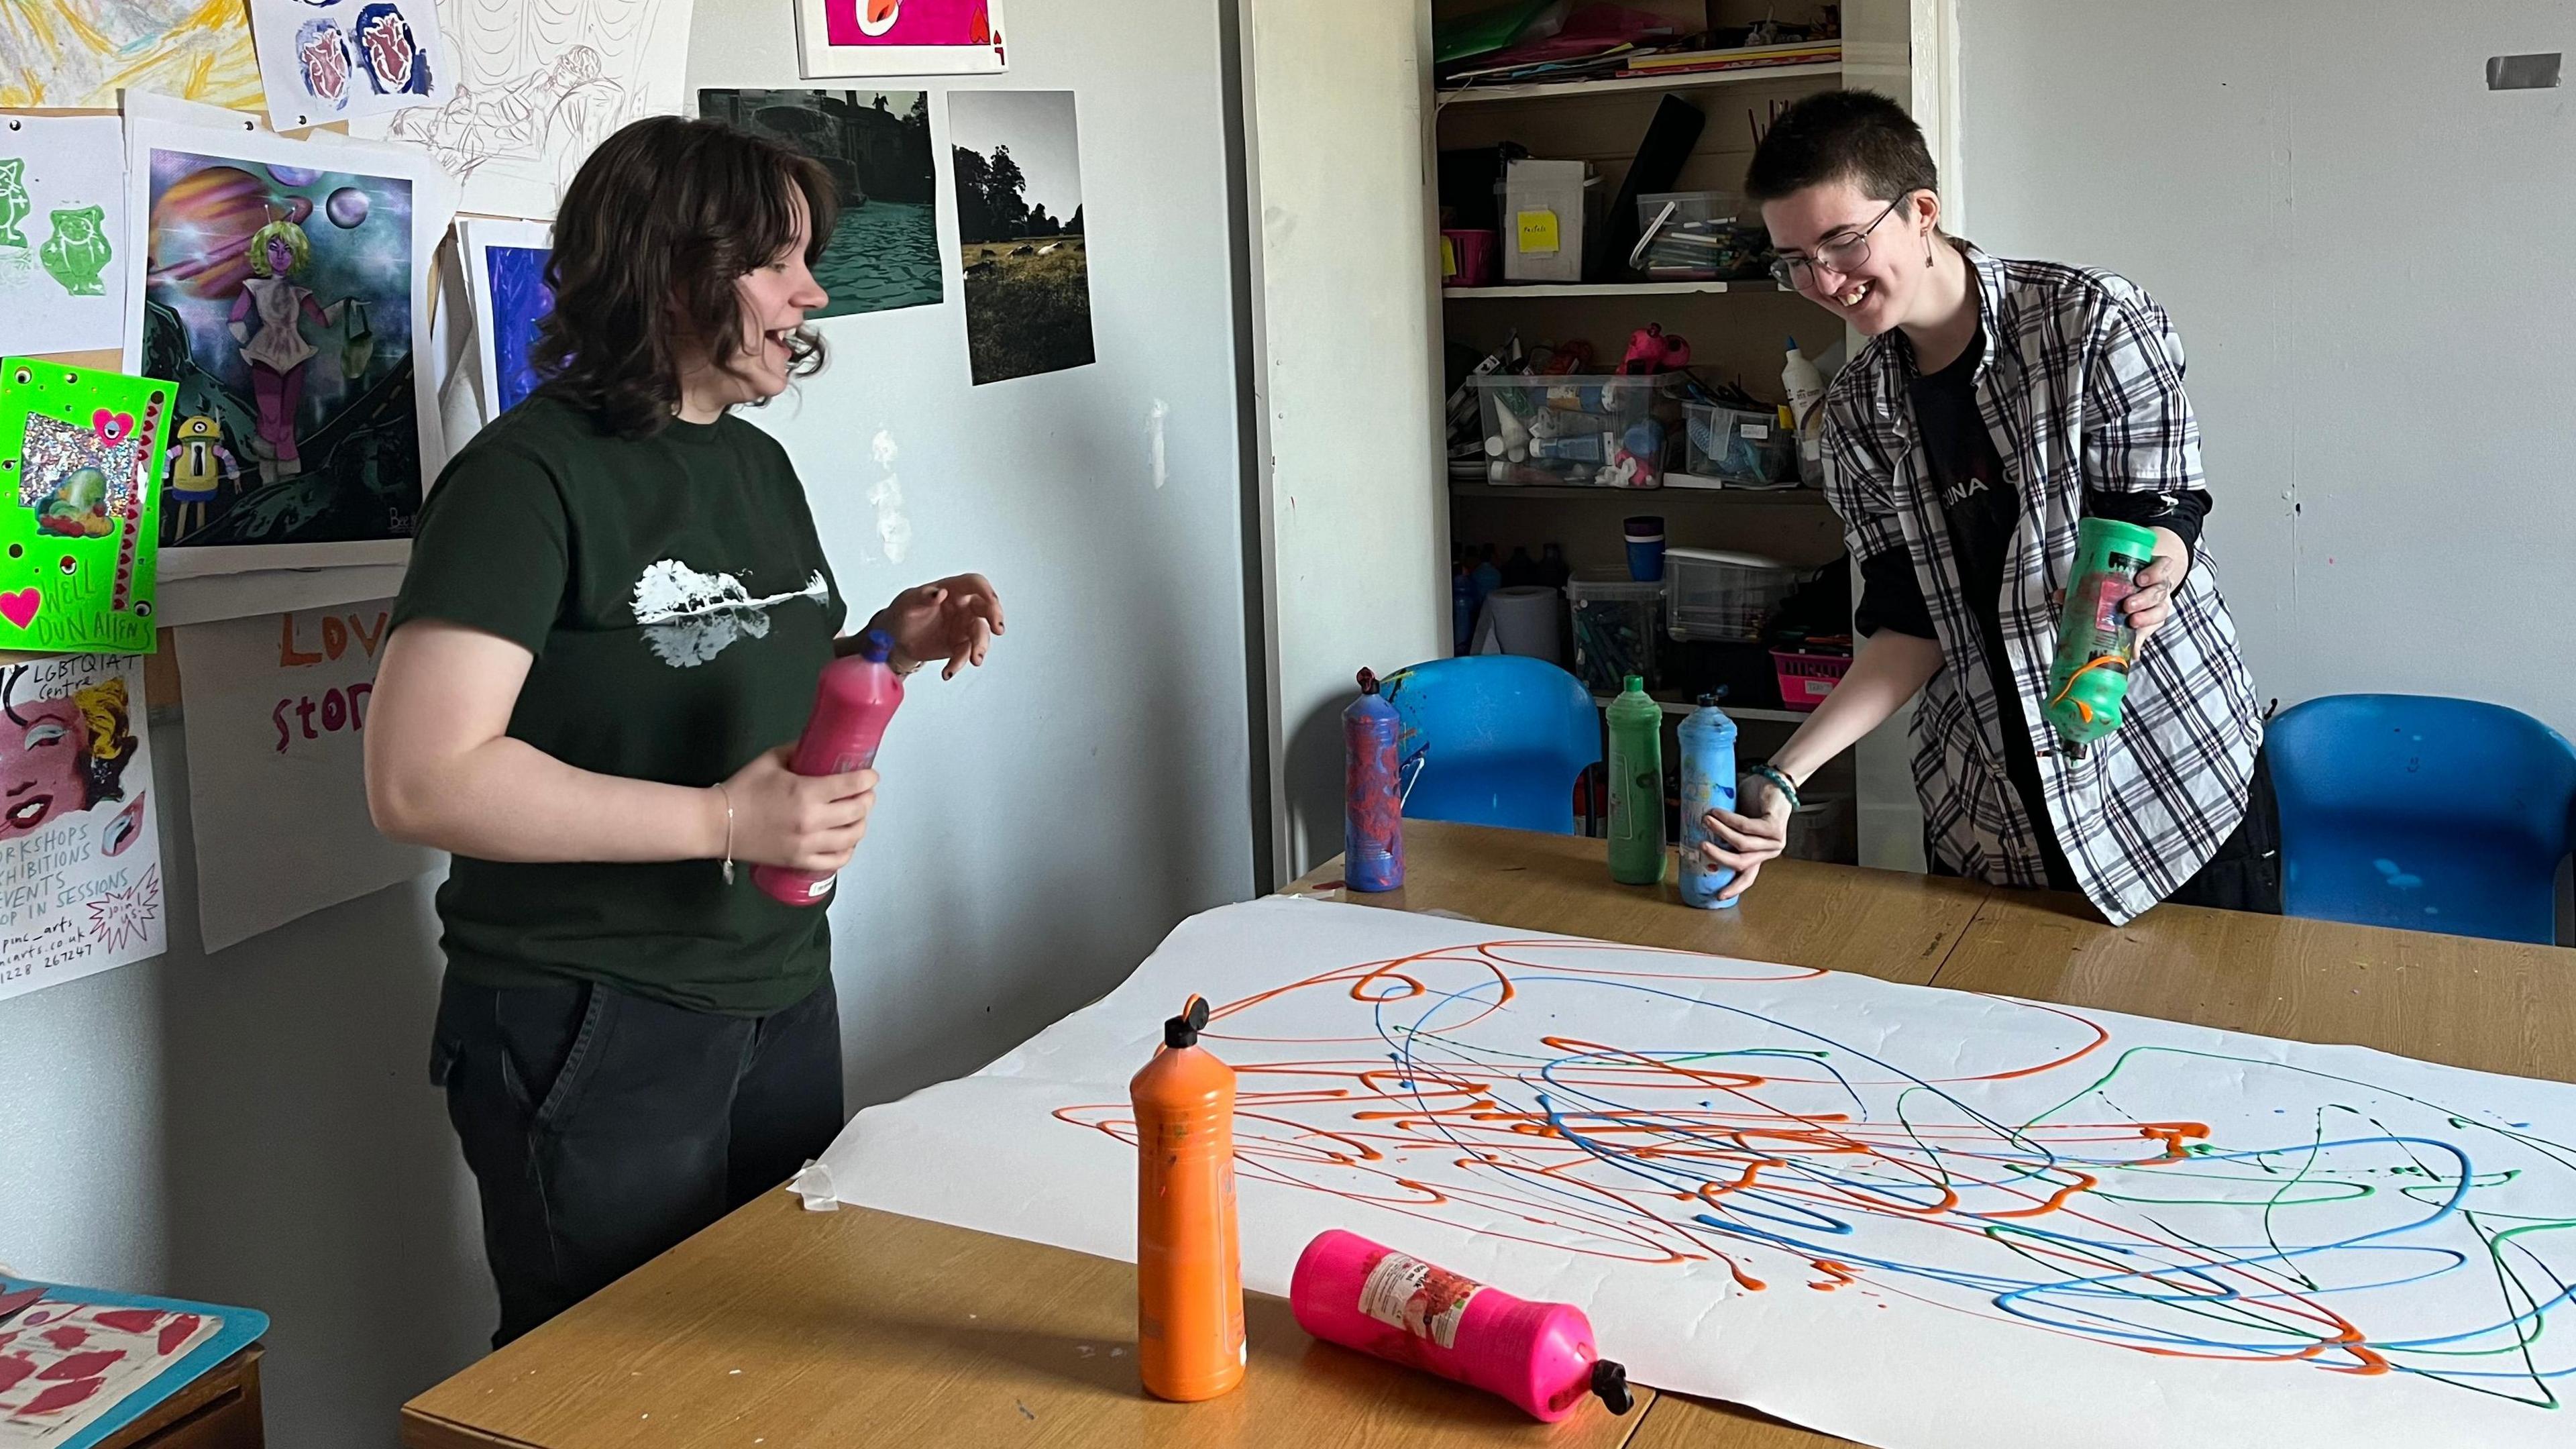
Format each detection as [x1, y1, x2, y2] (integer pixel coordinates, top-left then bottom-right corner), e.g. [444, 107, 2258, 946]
[1821, 244, 2264, 924]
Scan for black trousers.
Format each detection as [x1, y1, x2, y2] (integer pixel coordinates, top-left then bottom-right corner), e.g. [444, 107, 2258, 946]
[1930, 748, 2284, 915]
[429, 973, 844, 1348]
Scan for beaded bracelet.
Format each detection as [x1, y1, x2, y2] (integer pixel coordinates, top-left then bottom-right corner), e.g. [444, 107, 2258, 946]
[1743, 763, 1801, 814]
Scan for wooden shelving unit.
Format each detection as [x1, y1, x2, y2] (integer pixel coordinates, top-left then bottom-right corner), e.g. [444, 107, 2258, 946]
[1442, 279, 1776, 299]
[1592, 693, 1811, 724]
[1450, 480, 1829, 503]
[1436, 60, 1842, 107]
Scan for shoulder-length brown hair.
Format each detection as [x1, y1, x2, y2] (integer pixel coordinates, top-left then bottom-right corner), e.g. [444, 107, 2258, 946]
[531, 116, 837, 438]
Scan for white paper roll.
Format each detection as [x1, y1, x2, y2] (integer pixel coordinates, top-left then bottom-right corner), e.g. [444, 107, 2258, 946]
[1477, 585, 1564, 663]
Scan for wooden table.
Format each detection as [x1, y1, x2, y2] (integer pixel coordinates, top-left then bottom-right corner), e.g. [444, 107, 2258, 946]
[101, 1346, 263, 1449]
[402, 821, 2574, 1449]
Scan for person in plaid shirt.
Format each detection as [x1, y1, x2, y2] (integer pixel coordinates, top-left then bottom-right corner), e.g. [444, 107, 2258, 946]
[1703, 91, 2277, 923]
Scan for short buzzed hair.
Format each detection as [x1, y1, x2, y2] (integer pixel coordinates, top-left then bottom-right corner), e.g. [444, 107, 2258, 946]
[1744, 89, 1938, 204]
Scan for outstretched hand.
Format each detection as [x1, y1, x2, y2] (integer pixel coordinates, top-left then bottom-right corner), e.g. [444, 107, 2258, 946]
[869, 574, 1005, 680]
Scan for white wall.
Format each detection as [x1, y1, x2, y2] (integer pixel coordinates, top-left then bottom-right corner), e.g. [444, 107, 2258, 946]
[1957, 0, 2576, 733]
[0, 728, 492, 1449]
[0, 1, 1256, 1442]
[1239, 0, 1449, 881]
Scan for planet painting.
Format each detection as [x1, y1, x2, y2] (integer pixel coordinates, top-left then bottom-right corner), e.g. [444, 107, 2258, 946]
[137, 146, 421, 550]
[326, 186, 369, 229]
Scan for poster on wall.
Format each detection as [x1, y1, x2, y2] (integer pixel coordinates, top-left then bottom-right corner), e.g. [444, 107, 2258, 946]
[347, 0, 699, 221]
[456, 217, 552, 418]
[0, 2, 263, 111]
[947, 90, 1093, 386]
[121, 94, 453, 580]
[0, 653, 164, 1005]
[175, 598, 435, 954]
[0, 115, 133, 357]
[0, 358, 172, 655]
[794, 0, 1006, 78]
[697, 90, 941, 321]
[246, 0, 446, 133]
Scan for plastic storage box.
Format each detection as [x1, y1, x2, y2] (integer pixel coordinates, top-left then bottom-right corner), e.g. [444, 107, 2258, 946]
[1631, 191, 1773, 281]
[1567, 576, 1665, 692]
[1503, 158, 1591, 284]
[1474, 374, 1680, 489]
[1785, 792, 1857, 863]
[1664, 548, 1799, 643]
[1684, 402, 1799, 488]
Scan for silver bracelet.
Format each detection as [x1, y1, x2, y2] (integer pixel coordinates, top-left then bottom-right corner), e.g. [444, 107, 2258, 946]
[714, 782, 737, 885]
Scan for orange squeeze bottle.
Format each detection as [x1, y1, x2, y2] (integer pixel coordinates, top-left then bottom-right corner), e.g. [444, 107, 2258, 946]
[1130, 996, 1246, 1401]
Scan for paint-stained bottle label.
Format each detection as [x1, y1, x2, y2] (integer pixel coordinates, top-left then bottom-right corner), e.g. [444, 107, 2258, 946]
[1356, 1251, 1484, 1350]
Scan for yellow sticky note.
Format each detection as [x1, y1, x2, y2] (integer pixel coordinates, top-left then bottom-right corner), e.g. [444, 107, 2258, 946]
[1440, 234, 1458, 278]
[1516, 209, 1561, 256]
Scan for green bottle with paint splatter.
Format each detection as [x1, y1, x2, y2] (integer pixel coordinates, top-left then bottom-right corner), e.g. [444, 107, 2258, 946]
[2044, 517, 2160, 758]
[1606, 676, 1665, 885]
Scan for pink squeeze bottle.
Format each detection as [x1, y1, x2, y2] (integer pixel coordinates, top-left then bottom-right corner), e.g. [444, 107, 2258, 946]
[753, 628, 905, 906]
[1289, 1230, 1634, 1423]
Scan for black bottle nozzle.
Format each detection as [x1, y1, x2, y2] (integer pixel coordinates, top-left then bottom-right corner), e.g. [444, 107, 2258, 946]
[1591, 1358, 1633, 1414]
[1356, 667, 1380, 696]
[1164, 996, 1210, 1049]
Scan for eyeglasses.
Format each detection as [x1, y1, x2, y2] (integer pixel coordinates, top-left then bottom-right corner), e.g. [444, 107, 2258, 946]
[1769, 193, 1915, 290]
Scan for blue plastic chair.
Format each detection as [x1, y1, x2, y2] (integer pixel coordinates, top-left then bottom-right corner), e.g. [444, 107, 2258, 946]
[1378, 657, 1601, 835]
[2268, 694, 2576, 944]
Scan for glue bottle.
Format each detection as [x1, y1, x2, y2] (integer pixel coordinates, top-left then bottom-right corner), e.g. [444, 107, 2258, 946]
[1131, 997, 1246, 1401]
[1605, 675, 1666, 886]
[2042, 517, 2159, 759]
[753, 628, 906, 906]
[1344, 669, 1405, 892]
[1289, 1230, 1635, 1424]
[1781, 335, 1826, 432]
[1783, 337, 1828, 484]
[1676, 694, 1739, 909]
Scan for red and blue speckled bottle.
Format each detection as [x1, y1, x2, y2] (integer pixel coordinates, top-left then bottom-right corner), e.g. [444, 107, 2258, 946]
[1344, 669, 1404, 892]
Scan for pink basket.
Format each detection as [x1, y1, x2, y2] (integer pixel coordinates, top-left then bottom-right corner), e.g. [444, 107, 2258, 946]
[1771, 647, 1851, 712]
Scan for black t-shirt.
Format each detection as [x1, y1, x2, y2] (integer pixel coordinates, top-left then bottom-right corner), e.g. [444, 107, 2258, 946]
[391, 396, 847, 1016]
[1855, 325, 2210, 893]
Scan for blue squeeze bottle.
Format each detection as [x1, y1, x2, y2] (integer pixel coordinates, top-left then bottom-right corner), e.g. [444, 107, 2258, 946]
[1344, 669, 1405, 892]
[1676, 694, 1739, 909]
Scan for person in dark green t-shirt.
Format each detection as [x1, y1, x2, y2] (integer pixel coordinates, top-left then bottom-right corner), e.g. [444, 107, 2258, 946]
[364, 117, 1006, 1349]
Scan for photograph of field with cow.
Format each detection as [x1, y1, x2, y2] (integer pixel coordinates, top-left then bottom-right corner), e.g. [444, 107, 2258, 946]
[947, 89, 1093, 385]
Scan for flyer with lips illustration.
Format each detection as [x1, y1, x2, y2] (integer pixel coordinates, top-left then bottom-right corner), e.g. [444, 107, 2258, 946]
[0, 653, 164, 1005]
[249, 0, 445, 131]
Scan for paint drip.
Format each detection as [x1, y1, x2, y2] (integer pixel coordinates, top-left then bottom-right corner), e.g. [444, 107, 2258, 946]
[869, 428, 912, 562]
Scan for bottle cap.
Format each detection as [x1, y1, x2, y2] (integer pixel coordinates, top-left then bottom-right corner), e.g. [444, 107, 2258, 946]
[1164, 996, 1210, 1049]
[1623, 674, 1645, 694]
[1697, 692, 1721, 708]
[1356, 667, 1381, 696]
[1591, 1359, 1634, 1414]
[856, 628, 894, 664]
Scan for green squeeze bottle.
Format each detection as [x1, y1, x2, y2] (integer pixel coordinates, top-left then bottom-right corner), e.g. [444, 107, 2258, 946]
[2043, 517, 2161, 758]
[1606, 675, 1667, 885]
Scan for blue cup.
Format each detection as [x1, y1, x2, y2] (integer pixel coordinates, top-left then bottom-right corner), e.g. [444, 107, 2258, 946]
[1625, 515, 1665, 582]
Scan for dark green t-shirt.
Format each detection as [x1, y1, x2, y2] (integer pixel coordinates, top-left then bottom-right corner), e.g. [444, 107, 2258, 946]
[392, 396, 847, 1016]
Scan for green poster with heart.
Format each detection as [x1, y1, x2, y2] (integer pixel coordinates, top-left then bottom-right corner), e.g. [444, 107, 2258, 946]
[0, 358, 173, 654]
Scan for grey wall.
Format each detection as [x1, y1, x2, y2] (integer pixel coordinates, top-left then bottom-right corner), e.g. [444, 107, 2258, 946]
[0, 0, 1256, 1442]
[1956, 0, 2576, 733]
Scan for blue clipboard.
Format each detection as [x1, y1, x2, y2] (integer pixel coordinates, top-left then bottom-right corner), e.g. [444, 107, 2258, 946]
[0, 1277, 267, 1449]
